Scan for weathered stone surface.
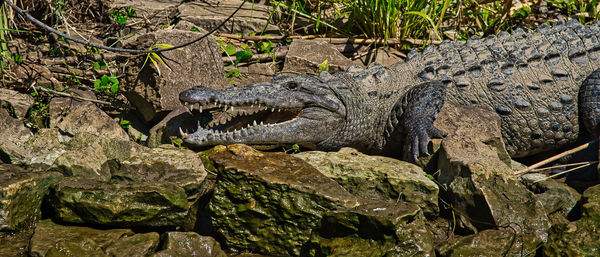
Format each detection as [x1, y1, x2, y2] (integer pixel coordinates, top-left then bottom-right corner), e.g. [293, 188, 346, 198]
[123, 28, 229, 122]
[437, 229, 540, 257]
[0, 109, 32, 164]
[29, 219, 137, 257]
[47, 177, 188, 228]
[206, 144, 359, 256]
[520, 173, 580, 224]
[0, 88, 33, 118]
[283, 39, 354, 75]
[352, 47, 405, 67]
[110, 0, 179, 29]
[52, 136, 111, 181]
[23, 128, 69, 165]
[151, 232, 226, 257]
[112, 144, 207, 199]
[545, 184, 600, 256]
[105, 232, 160, 257]
[0, 164, 63, 232]
[48, 88, 97, 127]
[178, 0, 280, 35]
[307, 201, 434, 257]
[436, 102, 550, 243]
[56, 101, 129, 140]
[0, 230, 31, 257]
[294, 147, 439, 218]
[229, 62, 278, 86]
[147, 106, 194, 148]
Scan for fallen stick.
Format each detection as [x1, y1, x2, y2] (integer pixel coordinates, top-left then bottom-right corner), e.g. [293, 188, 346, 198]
[216, 33, 442, 46]
[515, 138, 598, 176]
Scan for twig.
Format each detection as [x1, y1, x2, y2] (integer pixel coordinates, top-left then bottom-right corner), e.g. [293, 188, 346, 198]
[216, 33, 442, 46]
[532, 163, 593, 183]
[42, 53, 122, 65]
[515, 138, 598, 176]
[222, 47, 288, 64]
[528, 161, 598, 173]
[32, 84, 112, 105]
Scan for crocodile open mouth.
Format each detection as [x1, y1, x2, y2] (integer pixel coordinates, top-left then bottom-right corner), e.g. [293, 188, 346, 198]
[179, 100, 304, 145]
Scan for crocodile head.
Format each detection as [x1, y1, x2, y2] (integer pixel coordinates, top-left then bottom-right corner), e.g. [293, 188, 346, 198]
[178, 74, 347, 150]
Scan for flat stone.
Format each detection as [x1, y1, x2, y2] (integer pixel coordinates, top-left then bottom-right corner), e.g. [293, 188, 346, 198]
[47, 177, 188, 228]
[283, 39, 354, 75]
[520, 173, 580, 224]
[150, 232, 226, 257]
[205, 144, 359, 256]
[48, 88, 97, 127]
[29, 219, 133, 257]
[0, 88, 33, 118]
[56, 101, 129, 140]
[0, 164, 63, 232]
[0, 109, 33, 164]
[294, 147, 439, 218]
[437, 229, 541, 256]
[178, 0, 280, 35]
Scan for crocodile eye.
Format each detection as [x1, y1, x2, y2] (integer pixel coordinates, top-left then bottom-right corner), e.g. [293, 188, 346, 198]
[285, 81, 300, 90]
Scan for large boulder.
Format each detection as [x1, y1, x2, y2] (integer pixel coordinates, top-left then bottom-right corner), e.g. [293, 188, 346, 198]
[47, 177, 189, 228]
[122, 28, 229, 122]
[0, 109, 33, 164]
[294, 147, 439, 218]
[56, 101, 129, 141]
[205, 144, 360, 256]
[437, 229, 540, 257]
[435, 102, 550, 247]
[0, 164, 63, 232]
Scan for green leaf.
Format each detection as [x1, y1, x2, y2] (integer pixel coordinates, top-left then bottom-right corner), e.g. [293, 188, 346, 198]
[110, 82, 119, 93]
[120, 119, 130, 129]
[226, 69, 240, 78]
[235, 50, 253, 64]
[93, 79, 102, 90]
[224, 43, 237, 56]
[318, 60, 329, 72]
[291, 144, 300, 151]
[191, 27, 200, 32]
[125, 7, 136, 17]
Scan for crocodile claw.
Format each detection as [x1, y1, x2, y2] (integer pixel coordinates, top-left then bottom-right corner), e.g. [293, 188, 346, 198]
[407, 121, 447, 162]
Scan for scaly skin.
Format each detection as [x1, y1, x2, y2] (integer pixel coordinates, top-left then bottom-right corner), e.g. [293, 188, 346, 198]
[179, 20, 600, 160]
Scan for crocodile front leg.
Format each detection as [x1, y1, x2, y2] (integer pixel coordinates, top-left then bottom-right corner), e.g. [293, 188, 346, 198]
[579, 68, 600, 137]
[390, 81, 448, 161]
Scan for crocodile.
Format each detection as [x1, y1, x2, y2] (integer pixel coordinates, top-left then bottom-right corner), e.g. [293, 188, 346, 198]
[179, 20, 600, 160]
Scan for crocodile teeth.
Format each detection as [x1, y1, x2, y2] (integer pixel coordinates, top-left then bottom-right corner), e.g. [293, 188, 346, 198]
[189, 104, 195, 111]
[199, 106, 203, 113]
[271, 108, 275, 112]
[253, 120, 257, 126]
[179, 127, 189, 138]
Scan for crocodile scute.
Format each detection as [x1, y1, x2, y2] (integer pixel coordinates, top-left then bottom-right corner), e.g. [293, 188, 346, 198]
[179, 19, 600, 160]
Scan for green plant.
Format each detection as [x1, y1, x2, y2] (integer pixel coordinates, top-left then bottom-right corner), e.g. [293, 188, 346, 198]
[120, 119, 130, 129]
[94, 74, 120, 94]
[547, 0, 600, 24]
[217, 39, 253, 84]
[141, 44, 174, 76]
[110, 7, 136, 25]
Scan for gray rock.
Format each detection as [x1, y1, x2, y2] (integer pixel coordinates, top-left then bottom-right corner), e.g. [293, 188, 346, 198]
[545, 184, 600, 256]
[47, 177, 188, 228]
[178, 0, 280, 35]
[48, 88, 97, 127]
[105, 232, 160, 257]
[122, 28, 229, 122]
[436, 229, 541, 257]
[205, 144, 359, 256]
[110, 0, 179, 30]
[282, 39, 354, 75]
[0, 229, 32, 256]
[56, 101, 129, 140]
[436, 102, 550, 244]
[294, 147, 439, 218]
[113, 144, 207, 199]
[520, 173, 580, 224]
[28, 219, 137, 257]
[0, 109, 32, 164]
[150, 232, 226, 257]
[307, 201, 434, 257]
[0, 165, 63, 231]
[0, 88, 33, 118]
